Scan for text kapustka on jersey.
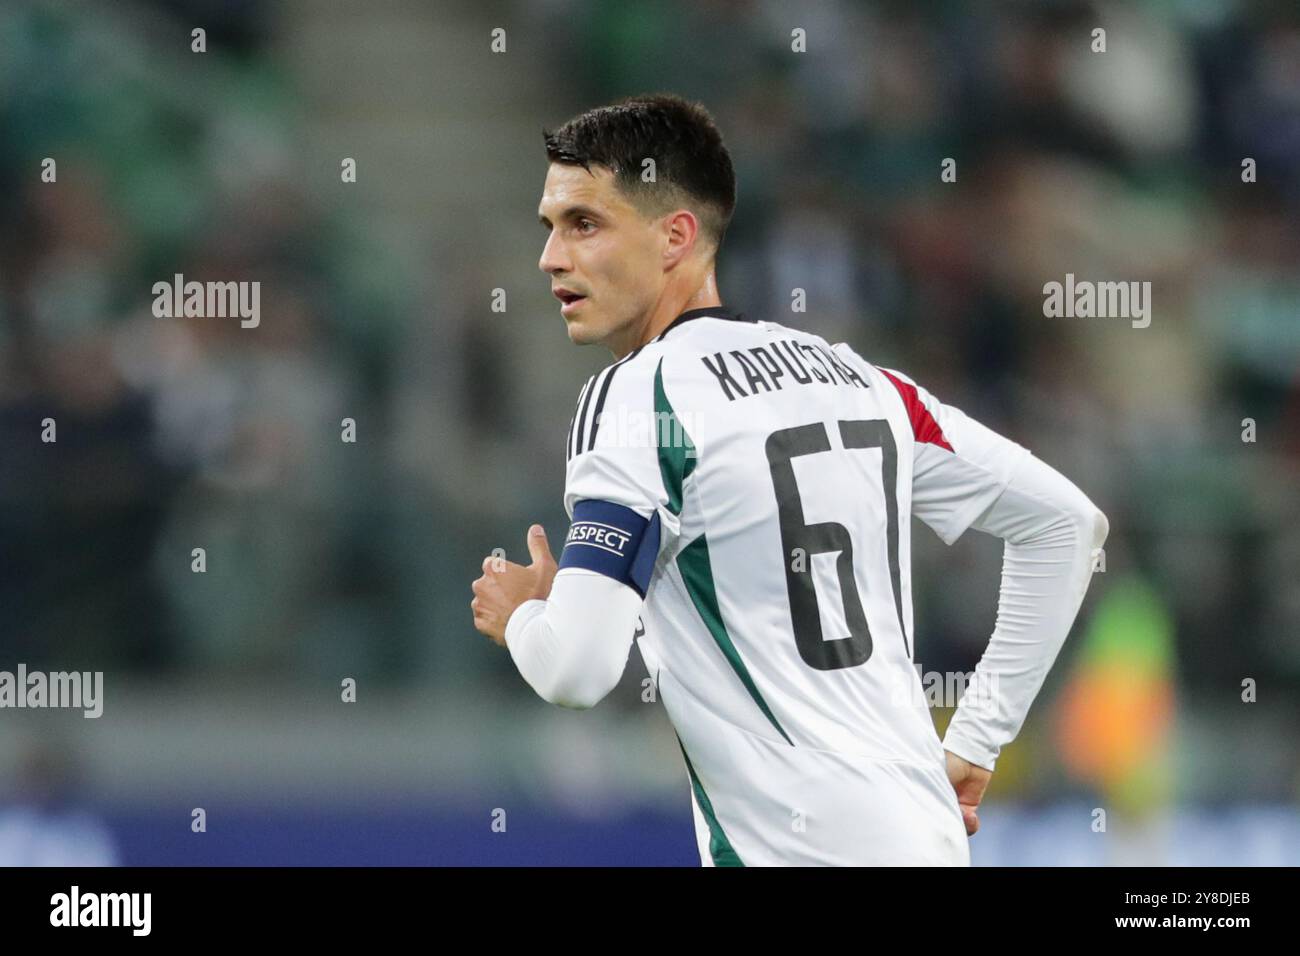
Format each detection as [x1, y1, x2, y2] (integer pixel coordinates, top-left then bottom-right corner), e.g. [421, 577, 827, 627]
[701, 339, 868, 401]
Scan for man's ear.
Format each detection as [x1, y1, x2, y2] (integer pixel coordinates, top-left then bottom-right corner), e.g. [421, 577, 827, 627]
[662, 209, 699, 268]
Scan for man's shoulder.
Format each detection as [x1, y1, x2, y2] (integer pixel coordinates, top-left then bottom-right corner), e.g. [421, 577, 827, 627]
[566, 345, 663, 462]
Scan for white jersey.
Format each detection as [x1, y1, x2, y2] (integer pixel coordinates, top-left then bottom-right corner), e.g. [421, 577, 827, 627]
[559, 306, 1031, 866]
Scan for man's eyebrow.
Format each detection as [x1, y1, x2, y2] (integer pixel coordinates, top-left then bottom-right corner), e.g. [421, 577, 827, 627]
[538, 204, 602, 226]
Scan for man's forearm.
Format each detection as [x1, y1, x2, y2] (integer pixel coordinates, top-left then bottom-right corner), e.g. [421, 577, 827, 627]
[504, 568, 641, 709]
[941, 452, 1109, 771]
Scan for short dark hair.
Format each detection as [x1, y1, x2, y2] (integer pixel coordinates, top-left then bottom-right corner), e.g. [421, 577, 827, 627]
[543, 93, 736, 255]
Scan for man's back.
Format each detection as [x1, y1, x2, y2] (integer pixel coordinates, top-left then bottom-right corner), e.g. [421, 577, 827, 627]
[561, 306, 1030, 864]
[488, 95, 1107, 866]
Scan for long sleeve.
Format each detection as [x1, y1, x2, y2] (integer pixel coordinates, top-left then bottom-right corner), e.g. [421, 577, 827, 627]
[504, 567, 643, 709]
[508, 357, 674, 710]
[939, 451, 1109, 772]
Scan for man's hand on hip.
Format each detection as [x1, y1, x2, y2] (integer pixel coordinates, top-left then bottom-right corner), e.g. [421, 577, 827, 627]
[945, 749, 993, 836]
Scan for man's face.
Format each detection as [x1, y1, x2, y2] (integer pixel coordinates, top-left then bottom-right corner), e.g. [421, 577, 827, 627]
[537, 163, 664, 350]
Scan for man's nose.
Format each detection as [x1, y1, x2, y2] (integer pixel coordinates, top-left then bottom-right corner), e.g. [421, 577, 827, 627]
[538, 230, 570, 275]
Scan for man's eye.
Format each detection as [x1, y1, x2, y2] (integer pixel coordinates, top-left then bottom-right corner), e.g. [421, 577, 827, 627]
[577, 219, 596, 233]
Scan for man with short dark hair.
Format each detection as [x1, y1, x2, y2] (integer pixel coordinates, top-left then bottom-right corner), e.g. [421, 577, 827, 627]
[471, 94, 1108, 866]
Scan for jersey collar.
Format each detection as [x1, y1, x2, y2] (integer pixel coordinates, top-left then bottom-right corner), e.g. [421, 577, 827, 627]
[655, 305, 753, 341]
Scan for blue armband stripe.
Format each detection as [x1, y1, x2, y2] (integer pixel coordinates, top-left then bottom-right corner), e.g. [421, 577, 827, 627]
[559, 499, 661, 599]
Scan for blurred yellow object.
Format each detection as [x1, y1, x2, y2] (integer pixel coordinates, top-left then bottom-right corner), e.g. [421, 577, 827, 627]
[1056, 576, 1176, 813]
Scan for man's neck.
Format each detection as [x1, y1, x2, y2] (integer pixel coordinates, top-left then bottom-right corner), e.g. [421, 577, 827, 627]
[608, 275, 723, 359]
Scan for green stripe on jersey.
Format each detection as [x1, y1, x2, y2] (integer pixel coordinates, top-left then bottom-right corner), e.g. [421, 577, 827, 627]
[677, 535, 795, 747]
[653, 359, 695, 516]
[677, 734, 743, 867]
[654, 357, 793, 748]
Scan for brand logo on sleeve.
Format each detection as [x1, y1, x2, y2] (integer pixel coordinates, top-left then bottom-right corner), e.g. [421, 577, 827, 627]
[565, 521, 633, 557]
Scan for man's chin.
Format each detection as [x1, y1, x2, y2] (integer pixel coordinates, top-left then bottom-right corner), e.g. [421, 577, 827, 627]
[563, 317, 601, 346]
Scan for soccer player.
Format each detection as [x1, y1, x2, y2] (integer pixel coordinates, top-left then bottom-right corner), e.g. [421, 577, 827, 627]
[470, 94, 1108, 866]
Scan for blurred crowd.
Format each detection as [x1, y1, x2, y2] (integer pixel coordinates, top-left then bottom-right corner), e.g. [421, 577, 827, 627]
[1, 0, 1297, 804]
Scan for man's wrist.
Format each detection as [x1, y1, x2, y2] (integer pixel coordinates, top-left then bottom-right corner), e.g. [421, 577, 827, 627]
[942, 730, 998, 773]
[504, 597, 547, 649]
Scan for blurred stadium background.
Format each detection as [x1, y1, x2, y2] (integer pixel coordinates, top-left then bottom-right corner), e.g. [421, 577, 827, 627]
[1, 0, 1298, 865]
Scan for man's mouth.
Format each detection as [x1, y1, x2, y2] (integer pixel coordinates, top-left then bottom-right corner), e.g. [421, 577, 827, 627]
[554, 288, 588, 315]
